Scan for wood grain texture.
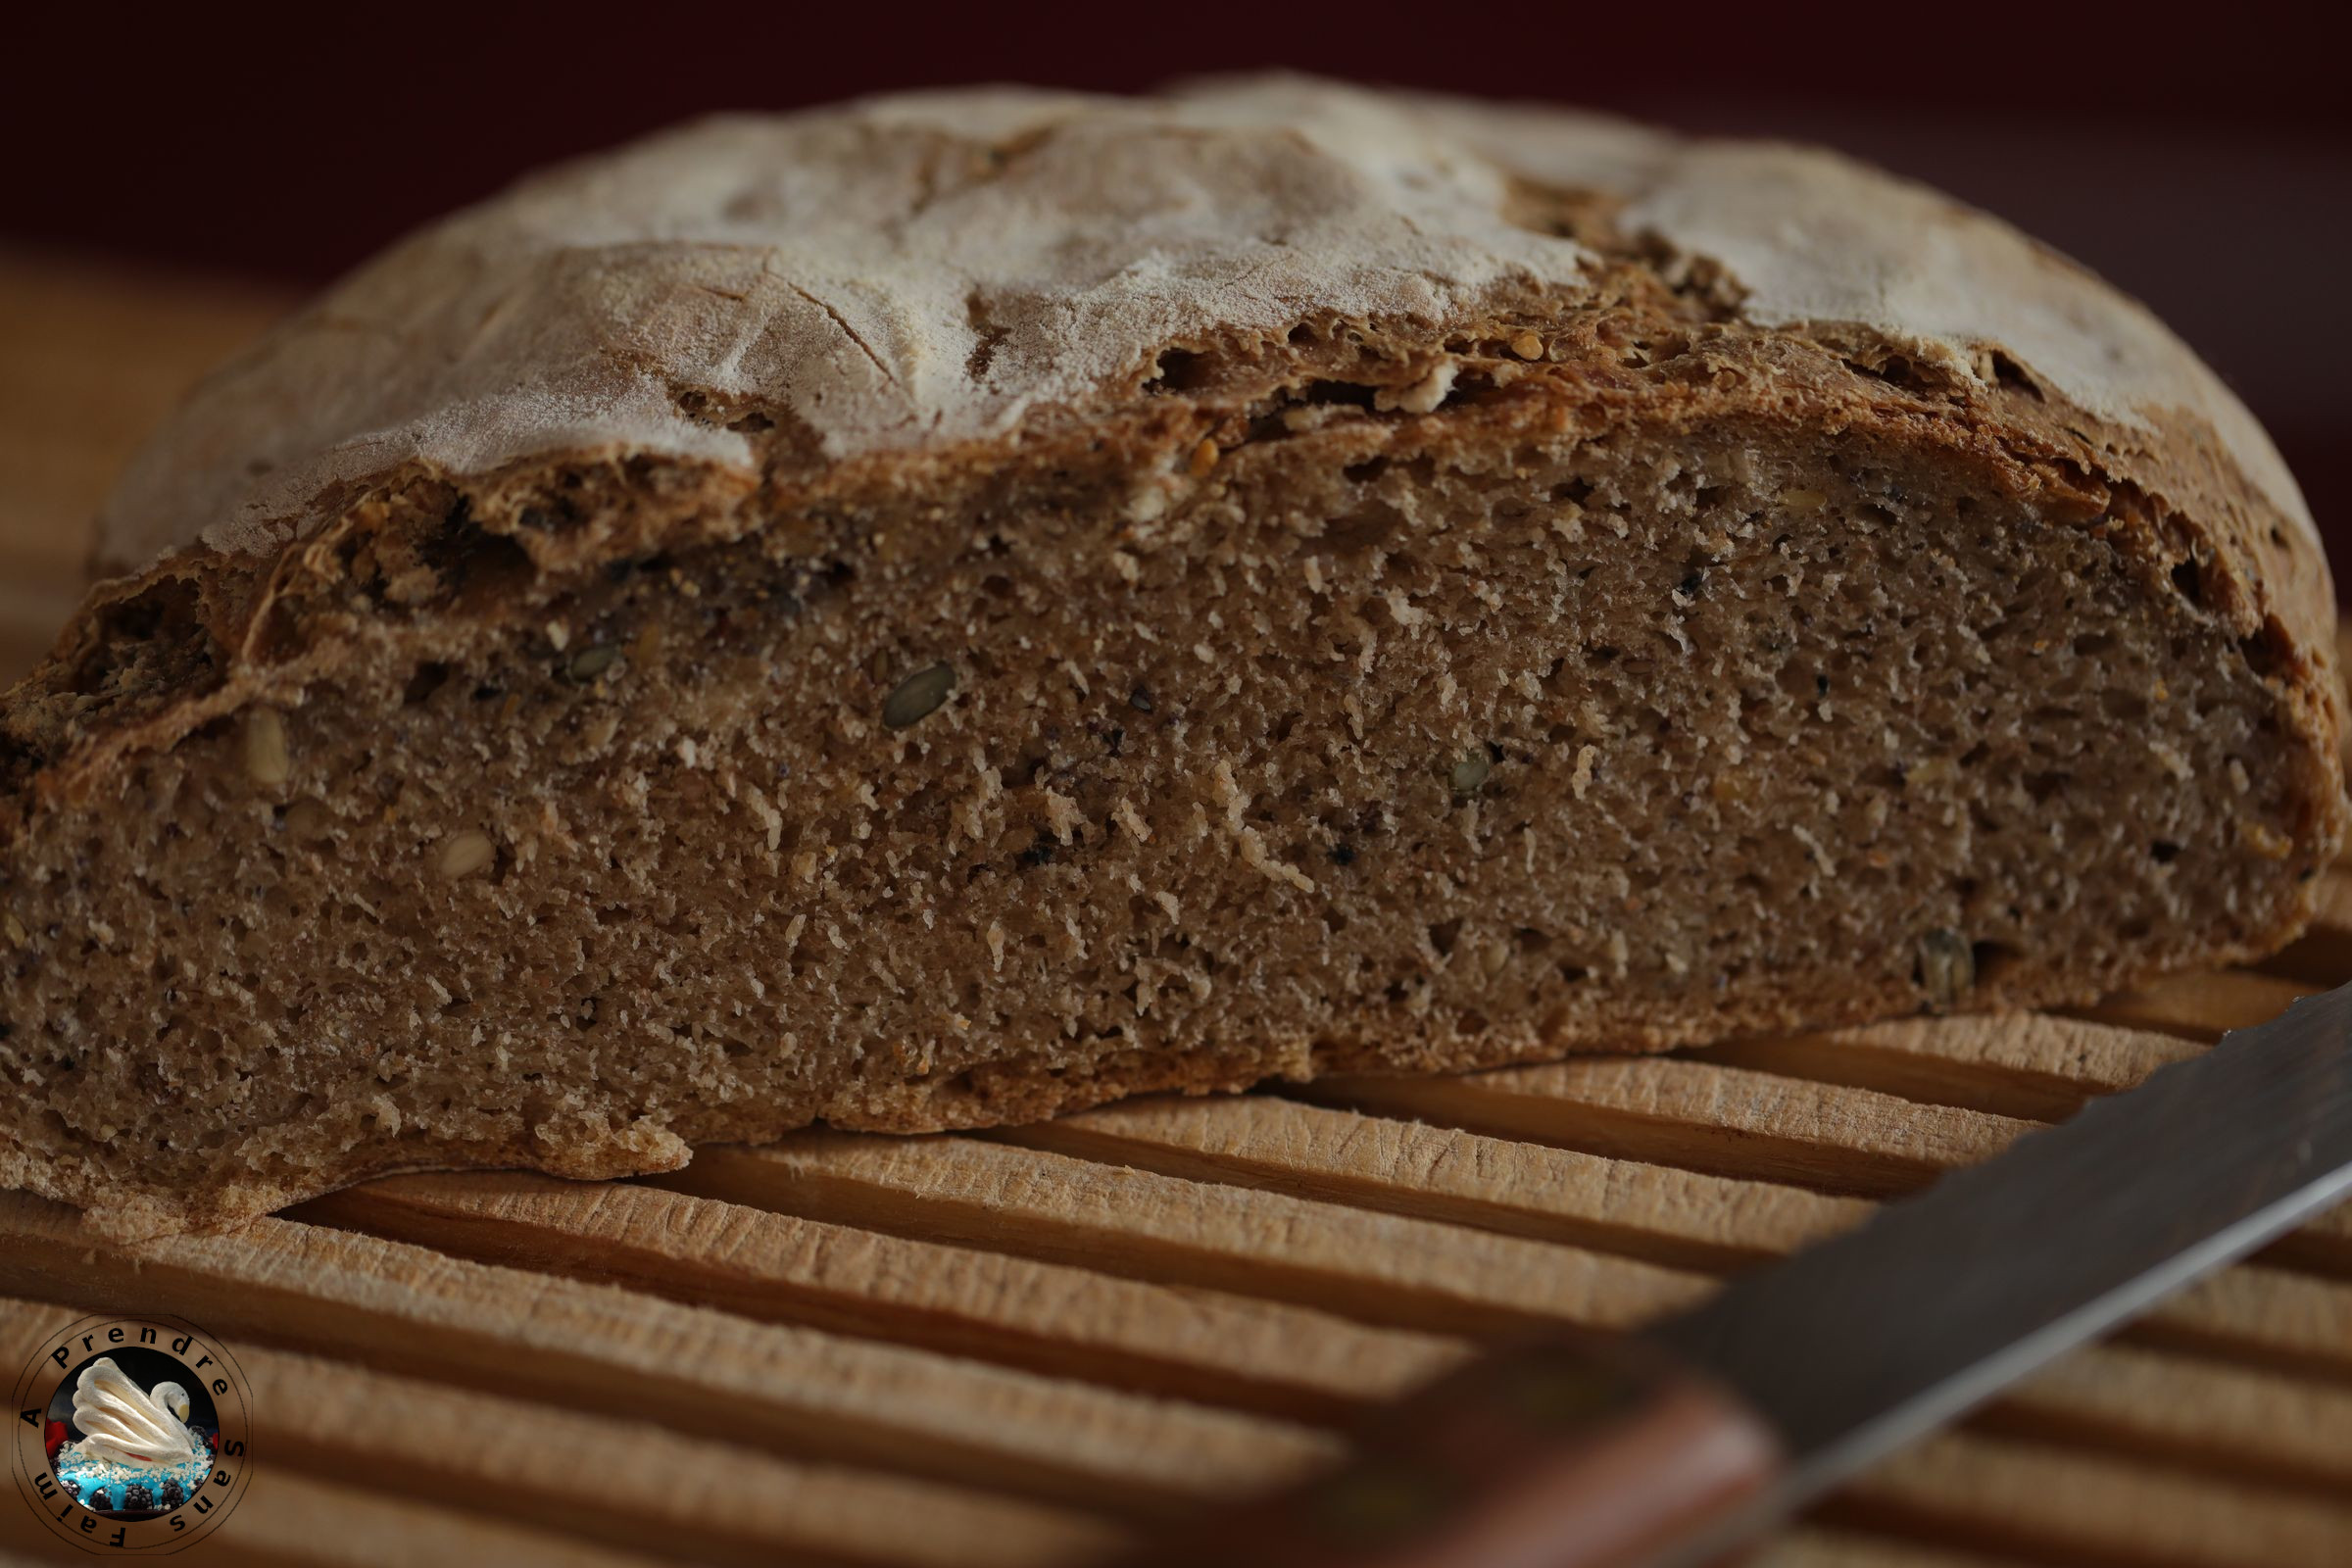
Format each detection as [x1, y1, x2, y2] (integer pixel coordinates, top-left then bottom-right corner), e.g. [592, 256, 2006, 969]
[1832, 1430, 2352, 1568]
[2, 255, 2350, 1567]
[1, 1467, 670, 1568]
[0, 1296, 1117, 1568]
[1298, 1057, 2036, 1197]
[0, 1194, 1334, 1519]
[996, 1093, 1868, 1270]
[645, 1132, 1715, 1336]
[291, 1170, 1459, 1423]
[2064, 969, 2318, 1041]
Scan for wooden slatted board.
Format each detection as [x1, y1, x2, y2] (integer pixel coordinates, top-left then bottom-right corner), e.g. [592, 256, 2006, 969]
[0, 254, 2348, 1568]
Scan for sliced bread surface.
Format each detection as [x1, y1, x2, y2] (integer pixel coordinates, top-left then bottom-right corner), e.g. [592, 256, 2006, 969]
[1, 79, 2340, 1234]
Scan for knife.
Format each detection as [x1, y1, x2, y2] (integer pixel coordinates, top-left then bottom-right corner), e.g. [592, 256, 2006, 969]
[1108, 981, 2352, 1568]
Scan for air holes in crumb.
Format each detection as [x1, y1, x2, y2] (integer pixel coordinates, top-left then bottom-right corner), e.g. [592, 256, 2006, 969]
[1144, 348, 1211, 393]
[2025, 771, 2069, 805]
[1988, 351, 2042, 399]
[404, 662, 453, 706]
[2238, 620, 2288, 678]
[1301, 378, 1379, 410]
[1427, 919, 1462, 958]
[2170, 557, 2204, 608]
[2151, 840, 2182, 863]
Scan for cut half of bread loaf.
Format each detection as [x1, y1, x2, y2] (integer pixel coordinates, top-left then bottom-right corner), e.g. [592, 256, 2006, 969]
[2, 79, 2341, 1235]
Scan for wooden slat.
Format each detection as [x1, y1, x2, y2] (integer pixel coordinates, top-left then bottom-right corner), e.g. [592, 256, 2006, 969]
[645, 1133, 1714, 1337]
[994, 1093, 1869, 1271]
[1688, 1015, 2352, 1276]
[1299, 1067, 2352, 1380]
[1297, 1057, 2030, 1198]
[990, 1097, 2351, 1493]
[1751, 1533, 2017, 1568]
[1995, 1342, 2352, 1495]
[1831, 1430, 2352, 1567]
[0, 1466, 667, 1568]
[0, 1193, 1332, 1520]
[0, 1296, 1121, 1568]
[2064, 969, 2317, 1041]
[1691, 1014, 2202, 1121]
[294, 1170, 1459, 1424]
[2132, 1261, 2352, 1380]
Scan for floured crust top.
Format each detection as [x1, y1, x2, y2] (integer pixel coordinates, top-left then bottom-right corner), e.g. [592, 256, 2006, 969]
[97, 75, 2314, 574]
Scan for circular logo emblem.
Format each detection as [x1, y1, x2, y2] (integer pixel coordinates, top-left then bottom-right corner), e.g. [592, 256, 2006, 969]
[11, 1314, 252, 1552]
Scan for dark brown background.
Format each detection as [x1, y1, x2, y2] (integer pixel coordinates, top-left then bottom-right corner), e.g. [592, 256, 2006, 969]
[7, 4, 2347, 584]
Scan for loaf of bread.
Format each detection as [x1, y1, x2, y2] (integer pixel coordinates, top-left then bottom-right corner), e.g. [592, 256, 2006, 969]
[3, 79, 2340, 1235]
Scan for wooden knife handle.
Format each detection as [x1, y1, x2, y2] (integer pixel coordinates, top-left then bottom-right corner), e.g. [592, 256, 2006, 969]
[1106, 1332, 1783, 1568]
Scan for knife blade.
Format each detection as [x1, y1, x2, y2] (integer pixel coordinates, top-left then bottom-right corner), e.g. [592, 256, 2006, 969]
[1107, 979, 2352, 1568]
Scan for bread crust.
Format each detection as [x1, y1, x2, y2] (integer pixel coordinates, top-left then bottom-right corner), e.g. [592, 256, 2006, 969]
[1, 79, 2340, 1233]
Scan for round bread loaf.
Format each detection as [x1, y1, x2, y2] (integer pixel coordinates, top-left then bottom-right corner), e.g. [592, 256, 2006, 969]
[3, 78, 2341, 1235]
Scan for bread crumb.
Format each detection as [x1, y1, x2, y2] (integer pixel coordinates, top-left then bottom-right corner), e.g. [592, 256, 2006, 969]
[745, 790, 784, 852]
[1210, 759, 1314, 892]
[1571, 745, 1599, 800]
[986, 921, 1006, 972]
[1790, 824, 1838, 877]
[1113, 799, 1152, 843]
[2241, 820, 2294, 859]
